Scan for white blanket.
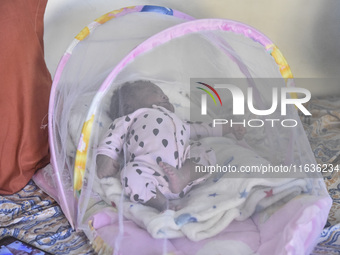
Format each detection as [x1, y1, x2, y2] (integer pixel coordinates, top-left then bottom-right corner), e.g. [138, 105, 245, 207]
[96, 137, 309, 241]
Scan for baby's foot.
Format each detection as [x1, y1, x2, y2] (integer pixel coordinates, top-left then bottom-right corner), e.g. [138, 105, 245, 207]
[160, 162, 188, 194]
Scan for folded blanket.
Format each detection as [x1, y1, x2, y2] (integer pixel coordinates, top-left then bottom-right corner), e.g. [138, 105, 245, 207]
[96, 137, 310, 241]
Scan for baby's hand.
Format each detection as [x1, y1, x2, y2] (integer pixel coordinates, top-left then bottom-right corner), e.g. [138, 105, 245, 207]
[232, 125, 247, 140]
[96, 155, 119, 178]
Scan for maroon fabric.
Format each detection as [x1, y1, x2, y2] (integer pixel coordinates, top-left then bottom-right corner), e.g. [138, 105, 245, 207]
[0, 0, 51, 194]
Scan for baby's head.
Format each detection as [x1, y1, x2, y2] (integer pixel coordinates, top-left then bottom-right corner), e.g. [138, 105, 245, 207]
[109, 80, 174, 120]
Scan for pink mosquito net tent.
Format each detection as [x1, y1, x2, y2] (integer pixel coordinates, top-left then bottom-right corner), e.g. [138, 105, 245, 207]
[34, 5, 331, 255]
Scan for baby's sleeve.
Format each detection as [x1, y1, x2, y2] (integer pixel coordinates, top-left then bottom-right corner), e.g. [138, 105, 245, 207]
[96, 116, 128, 160]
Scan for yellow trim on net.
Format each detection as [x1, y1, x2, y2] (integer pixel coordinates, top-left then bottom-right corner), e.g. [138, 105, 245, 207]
[74, 115, 94, 193]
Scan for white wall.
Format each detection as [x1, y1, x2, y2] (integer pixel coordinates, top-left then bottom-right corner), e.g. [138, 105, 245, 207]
[44, 0, 340, 96]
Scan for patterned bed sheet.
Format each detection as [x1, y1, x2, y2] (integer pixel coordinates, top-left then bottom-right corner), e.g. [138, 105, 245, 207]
[0, 180, 94, 255]
[302, 96, 340, 255]
[0, 96, 339, 255]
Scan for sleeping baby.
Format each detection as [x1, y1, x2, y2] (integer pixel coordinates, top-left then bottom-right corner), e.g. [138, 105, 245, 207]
[96, 80, 242, 211]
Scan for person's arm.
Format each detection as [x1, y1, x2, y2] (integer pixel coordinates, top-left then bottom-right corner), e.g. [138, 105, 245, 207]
[96, 116, 128, 178]
[231, 124, 247, 140]
[187, 121, 232, 140]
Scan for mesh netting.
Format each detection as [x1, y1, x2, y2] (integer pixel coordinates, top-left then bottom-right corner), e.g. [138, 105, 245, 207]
[39, 5, 331, 255]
